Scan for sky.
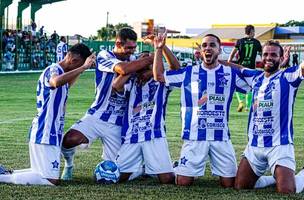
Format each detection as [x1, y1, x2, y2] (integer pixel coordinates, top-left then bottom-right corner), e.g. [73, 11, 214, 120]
[5, 0, 304, 37]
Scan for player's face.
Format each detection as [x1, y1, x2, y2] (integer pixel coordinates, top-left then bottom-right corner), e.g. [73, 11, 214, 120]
[262, 45, 283, 74]
[68, 54, 85, 69]
[201, 36, 221, 66]
[120, 39, 137, 59]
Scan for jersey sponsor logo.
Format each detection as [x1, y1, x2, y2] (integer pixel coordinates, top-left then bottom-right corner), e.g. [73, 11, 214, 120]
[132, 101, 155, 115]
[208, 82, 215, 87]
[197, 110, 225, 118]
[252, 99, 274, 112]
[104, 106, 125, 116]
[131, 119, 153, 133]
[218, 72, 231, 76]
[198, 119, 225, 129]
[108, 96, 127, 106]
[208, 94, 225, 104]
[253, 116, 274, 125]
[253, 125, 274, 136]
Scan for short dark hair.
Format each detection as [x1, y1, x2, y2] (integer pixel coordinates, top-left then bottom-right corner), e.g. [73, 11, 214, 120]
[60, 36, 65, 41]
[245, 25, 255, 35]
[116, 28, 137, 43]
[68, 43, 91, 60]
[202, 34, 221, 46]
[263, 40, 284, 57]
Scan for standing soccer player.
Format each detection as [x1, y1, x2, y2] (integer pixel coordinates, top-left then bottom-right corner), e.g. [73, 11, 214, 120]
[234, 40, 304, 194]
[153, 34, 250, 187]
[56, 36, 68, 62]
[228, 25, 262, 112]
[0, 44, 95, 185]
[113, 32, 179, 184]
[61, 28, 154, 180]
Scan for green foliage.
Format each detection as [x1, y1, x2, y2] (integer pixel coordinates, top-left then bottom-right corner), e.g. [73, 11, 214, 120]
[279, 20, 304, 27]
[96, 23, 132, 41]
[0, 72, 304, 199]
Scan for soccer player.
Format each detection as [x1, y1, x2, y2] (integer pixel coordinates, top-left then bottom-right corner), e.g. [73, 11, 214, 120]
[153, 34, 250, 187]
[113, 32, 179, 184]
[233, 40, 304, 194]
[61, 28, 154, 180]
[56, 36, 68, 62]
[0, 43, 95, 185]
[228, 25, 262, 112]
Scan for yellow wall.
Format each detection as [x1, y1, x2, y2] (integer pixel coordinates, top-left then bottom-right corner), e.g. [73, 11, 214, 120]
[165, 38, 202, 48]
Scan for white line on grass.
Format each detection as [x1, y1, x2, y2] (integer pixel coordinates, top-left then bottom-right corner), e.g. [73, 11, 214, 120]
[0, 118, 33, 124]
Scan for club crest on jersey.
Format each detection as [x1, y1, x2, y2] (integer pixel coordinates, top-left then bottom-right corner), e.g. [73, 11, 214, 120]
[219, 76, 228, 87]
[51, 160, 59, 169]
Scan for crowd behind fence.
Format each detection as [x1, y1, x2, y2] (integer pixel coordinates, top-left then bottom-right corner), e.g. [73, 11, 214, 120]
[1, 29, 61, 71]
[0, 29, 155, 72]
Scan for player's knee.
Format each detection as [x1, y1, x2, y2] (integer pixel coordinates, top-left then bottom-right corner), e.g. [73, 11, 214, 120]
[158, 173, 175, 184]
[234, 177, 246, 190]
[62, 130, 88, 148]
[176, 175, 194, 186]
[277, 184, 296, 194]
[48, 178, 60, 186]
[220, 177, 235, 188]
[119, 173, 131, 183]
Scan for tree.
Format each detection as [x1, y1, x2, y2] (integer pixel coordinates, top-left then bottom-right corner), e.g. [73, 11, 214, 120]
[279, 20, 304, 27]
[96, 23, 132, 41]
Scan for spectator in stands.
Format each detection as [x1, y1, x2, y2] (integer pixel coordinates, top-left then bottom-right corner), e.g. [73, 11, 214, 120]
[292, 53, 299, 66]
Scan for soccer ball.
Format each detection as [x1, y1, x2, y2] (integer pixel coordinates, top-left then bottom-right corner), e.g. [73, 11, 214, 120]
[94, 160, 120, 184]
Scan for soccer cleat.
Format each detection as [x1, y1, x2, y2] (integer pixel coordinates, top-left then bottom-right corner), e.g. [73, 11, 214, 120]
[245, 107, 249, 112]
[237, 102, 244, 112]
[0, 165, 12, 175]
[61, 166, 73, 181]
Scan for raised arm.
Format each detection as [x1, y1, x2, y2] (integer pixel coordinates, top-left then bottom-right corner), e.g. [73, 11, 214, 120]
[114, 56, 153, 75]
[112, 74, 132, 93]
[280, 46, 291, 68]
[49, 53, 96, 88]
[300, 61, 304, 77]
[143, 33, 180, 70]
[219, 59, 244, 70]
[228, 47, 238, 63]
[152, 33, 166, 82]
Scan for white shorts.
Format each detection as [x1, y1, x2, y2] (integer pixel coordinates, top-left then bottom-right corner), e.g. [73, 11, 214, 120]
[70, 114, 121, 161]
[243, 144, 295, 176]
[175, 140, 237, 177]
[29, 143, 61, 179]
[116, 138, 174, 174]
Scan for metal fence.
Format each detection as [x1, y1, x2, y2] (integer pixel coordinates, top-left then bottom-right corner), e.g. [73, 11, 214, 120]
[0, 30, 154, 72]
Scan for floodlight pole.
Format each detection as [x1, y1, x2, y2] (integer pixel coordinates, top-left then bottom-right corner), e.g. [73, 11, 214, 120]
[106, 11, 109, 50]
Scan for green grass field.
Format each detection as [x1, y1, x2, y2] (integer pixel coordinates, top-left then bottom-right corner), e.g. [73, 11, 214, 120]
[1, 71, 304, 200]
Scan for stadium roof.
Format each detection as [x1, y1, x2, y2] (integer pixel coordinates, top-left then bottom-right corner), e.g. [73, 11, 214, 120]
[194, 24, 276, 40]
[275, 26, 304, 34]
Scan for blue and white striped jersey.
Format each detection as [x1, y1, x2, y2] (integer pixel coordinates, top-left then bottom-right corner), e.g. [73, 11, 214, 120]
[29, 63, 68, 146]
[242, 65, 304, 147]
[121, 78, 171, 144]
[165, 64, 250, 141]
[56, 41, 68, 62]
[86, 50, 136, 126]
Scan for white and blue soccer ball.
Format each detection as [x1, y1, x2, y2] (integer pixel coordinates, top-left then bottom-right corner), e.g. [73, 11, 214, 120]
[94, 160, 120, 184]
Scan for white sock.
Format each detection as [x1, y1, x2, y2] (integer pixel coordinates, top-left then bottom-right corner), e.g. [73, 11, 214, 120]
[128, 165, 145, 181]
[13, 168, 32, 173]
[61, 146, 76, 167]
[0, 171, 54, 185]
[296, 169, 304, 193]
[254, 176, 276, 188]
